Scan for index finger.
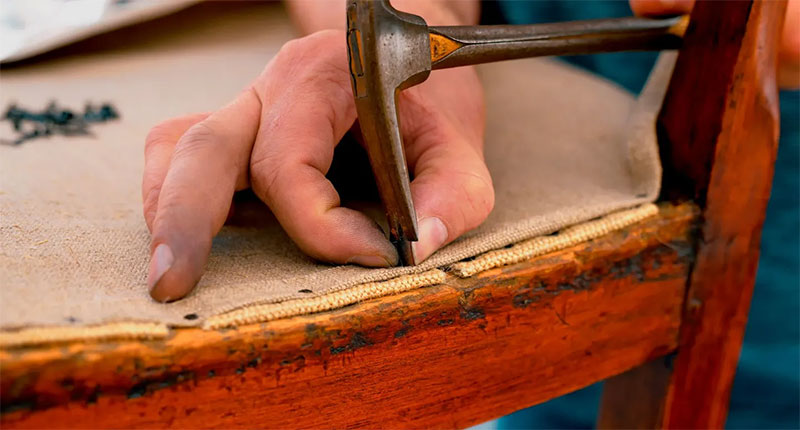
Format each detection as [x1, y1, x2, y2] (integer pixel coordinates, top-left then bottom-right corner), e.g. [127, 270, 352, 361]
[148, 89, 261, 302]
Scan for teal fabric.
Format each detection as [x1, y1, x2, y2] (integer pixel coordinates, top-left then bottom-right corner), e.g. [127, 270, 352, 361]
[494, 1, 800, 429]
[497, 0, 657, 94]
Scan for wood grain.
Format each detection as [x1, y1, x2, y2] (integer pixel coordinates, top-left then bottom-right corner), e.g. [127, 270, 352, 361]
[2, 203, 697, 429]
[656, 1, 754, 202]
[662, 1, 785, 428]
[602, 1, 786, 428]
[598, 356, 675, 428]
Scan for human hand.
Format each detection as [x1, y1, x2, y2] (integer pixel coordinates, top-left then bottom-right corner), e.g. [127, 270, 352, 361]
[630, 0, 799, 88]
[142, 30, 492, 302]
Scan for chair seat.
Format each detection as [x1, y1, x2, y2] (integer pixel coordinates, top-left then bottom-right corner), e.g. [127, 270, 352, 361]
[0, 202, 696, 429]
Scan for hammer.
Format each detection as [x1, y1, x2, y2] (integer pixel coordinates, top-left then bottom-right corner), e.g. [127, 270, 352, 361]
[346, 0, 687, 265]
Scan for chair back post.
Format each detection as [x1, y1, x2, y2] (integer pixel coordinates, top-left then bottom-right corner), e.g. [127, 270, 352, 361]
[599, 1, 787, 428]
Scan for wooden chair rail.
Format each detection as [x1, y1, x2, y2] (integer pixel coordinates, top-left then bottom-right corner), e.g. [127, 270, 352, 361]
[1, 203, 697, 429]
[1, 0, 786, 428]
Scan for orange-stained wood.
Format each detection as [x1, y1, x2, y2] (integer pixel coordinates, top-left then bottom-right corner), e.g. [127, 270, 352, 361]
[601, 1, 786, 428]
[2, 203, 697, 429]
[598, 356, 675, 428]
[662, 0, 785, 428]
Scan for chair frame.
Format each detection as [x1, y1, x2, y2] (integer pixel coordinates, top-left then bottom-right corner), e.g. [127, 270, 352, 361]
[0, 1, 786, 428]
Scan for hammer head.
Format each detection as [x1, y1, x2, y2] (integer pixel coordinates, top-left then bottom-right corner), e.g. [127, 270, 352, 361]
[346, 0, 431, 265]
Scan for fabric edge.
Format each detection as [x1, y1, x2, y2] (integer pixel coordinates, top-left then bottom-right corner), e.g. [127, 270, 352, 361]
[203, 269, 447, 329]
[623, 51, 679, 198]
[450, 203, 659, 277]
[1, 204, 659, 347]
[0, 322, 169, 348]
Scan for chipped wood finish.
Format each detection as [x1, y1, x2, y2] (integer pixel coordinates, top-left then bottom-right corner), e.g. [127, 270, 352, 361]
[1, 203, 697, 429]
[601, 1, 785, 428]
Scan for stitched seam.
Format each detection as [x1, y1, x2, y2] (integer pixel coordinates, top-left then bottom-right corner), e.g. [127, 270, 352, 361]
[0, 205, 656, 346]
[204, 269, 447, 329]
[449, 204, 658, 277]
[0, 322, 169, 348]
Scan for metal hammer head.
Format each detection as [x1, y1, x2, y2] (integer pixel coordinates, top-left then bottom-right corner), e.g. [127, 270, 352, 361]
[346, 0, 431, 265]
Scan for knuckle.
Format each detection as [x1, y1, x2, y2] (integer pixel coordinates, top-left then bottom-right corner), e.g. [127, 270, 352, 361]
[272, 31, 349, 90]
[249, 152, 284, 203]
[173, 122, 220, 158]
[141, 167, 163, 206]
[458, 171, 495, 228]
[172, 121, 241, 177]
[142, 186, 160, 227]
[273, 32, 334, 71]
[275, 37, 305, 63]
[144, 119, 182, 152]
[277, 30, 341, 60]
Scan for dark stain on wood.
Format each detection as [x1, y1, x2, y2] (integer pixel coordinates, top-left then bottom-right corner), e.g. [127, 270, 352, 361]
[512, 292, 540, 308]
[329, 332, 373, 355]
[600, 2, 783, 428]
[458, 291, 486, 321]
[1, 203, 699, 428]
[393, 325, 410, 339]
[126, 384, 146, 400]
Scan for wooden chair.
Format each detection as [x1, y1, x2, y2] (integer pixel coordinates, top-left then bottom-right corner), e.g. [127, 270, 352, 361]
[0, 1, 786, 428]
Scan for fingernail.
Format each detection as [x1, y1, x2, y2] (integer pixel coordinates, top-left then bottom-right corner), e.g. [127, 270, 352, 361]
[148, 243, 174, 292]
[347, 254, 394, 267]
[413, 217, 448, 263]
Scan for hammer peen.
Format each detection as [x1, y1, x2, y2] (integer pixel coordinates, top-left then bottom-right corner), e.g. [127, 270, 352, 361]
[346, 0, 687, 266]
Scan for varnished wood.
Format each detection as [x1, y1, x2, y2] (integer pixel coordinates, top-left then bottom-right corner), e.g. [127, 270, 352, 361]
[1, 203, 697, 429]
[1, 3, 784, 427]
[657, 2, 754, 202]
[601, 1, 785, 428]
[598, 357, 674, 429]
[662, 1, 784, 427]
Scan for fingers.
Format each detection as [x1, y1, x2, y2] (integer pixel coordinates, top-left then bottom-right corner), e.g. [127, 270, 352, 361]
[148, 89, 261, 302]
[407, 130, 494, 264]
[249, 31, 398, 266]
[629, 0, 694, 16]
[400, 69, 494, 263]
[143, 113, 210, 231]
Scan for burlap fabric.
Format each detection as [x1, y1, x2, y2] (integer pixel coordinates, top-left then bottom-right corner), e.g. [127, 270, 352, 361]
[0, 2, 673, 332]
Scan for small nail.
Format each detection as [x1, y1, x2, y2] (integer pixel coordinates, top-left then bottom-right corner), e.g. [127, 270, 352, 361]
[148, 243, 174, 292]
[346, 254, 394, 267]
[413, 217, 448, 263]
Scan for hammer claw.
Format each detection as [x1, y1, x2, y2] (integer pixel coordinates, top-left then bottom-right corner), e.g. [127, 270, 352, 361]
[346, 0, 686, 266]
[355, 89, 418, 264]
[347, 0, 432, 265]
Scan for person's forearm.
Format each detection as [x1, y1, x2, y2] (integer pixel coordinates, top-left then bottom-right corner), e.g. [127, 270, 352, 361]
[285, 0, 480, 36]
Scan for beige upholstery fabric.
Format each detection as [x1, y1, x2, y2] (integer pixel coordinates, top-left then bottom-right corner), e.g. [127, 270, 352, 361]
[0, 2, 672, 331]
